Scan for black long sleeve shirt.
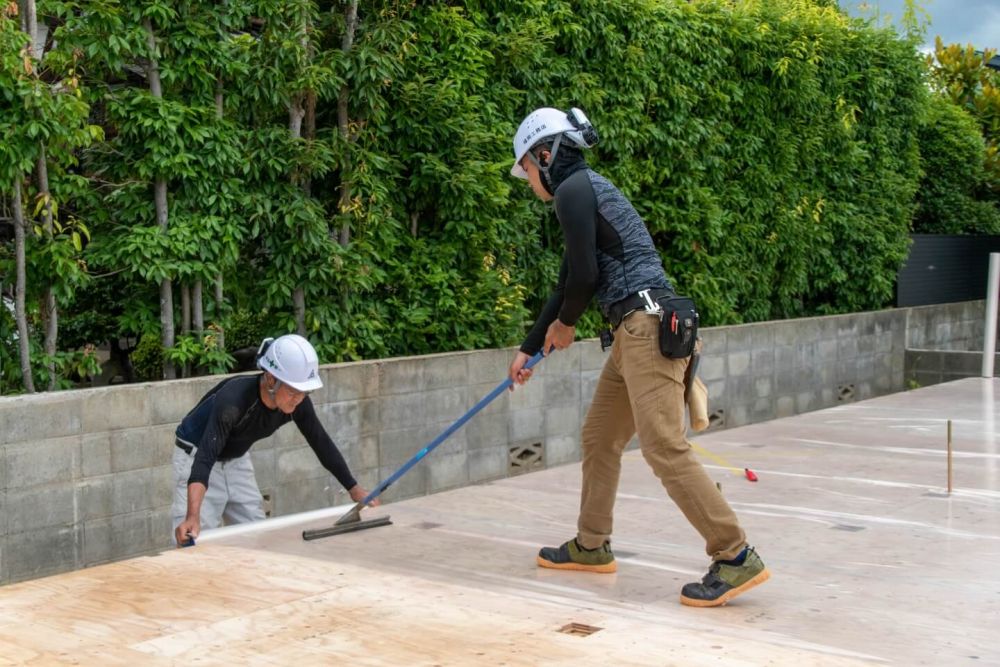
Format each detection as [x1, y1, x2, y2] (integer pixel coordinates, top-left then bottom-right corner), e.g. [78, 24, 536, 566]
[521, 167, 671, 355]
[175, 375, 357, 490]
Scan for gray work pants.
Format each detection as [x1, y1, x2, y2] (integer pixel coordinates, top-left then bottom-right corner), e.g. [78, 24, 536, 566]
[171, 445, 266, 544]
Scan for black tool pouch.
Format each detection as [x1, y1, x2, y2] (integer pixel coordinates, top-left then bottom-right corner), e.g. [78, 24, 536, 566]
[655, 295, 699, 359]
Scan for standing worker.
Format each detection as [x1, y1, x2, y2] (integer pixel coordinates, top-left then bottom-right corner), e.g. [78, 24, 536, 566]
[172, 334, 376, 545]
[507, 107, 769, 607]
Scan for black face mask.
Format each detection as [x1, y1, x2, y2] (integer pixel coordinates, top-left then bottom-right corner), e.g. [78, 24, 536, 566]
[539, 145, 588, 195]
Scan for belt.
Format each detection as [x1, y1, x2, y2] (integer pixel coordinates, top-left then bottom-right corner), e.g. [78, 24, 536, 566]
[604, 288, 673, 328]
[175, 439, 194, 455]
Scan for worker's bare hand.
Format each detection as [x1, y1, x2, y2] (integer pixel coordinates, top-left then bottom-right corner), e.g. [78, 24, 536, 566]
[349, 484, 380, 507]
[507, 351, 534, 390]
[175, 517, 200, 547]
[544, 319, 575, 353]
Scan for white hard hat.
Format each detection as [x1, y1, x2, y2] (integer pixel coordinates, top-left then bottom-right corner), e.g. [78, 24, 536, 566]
[256, 334, 323, 392]
[510, 107, 597, 179]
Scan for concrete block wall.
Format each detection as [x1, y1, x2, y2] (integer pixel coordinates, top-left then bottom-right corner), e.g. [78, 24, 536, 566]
[0, 300, 985, 585]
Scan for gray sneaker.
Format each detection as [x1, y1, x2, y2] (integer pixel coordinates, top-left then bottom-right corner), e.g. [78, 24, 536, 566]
[680, 547, 770, 607]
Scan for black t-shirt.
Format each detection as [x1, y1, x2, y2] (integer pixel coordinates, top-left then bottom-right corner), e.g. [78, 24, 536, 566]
[175, 375, 357, 490]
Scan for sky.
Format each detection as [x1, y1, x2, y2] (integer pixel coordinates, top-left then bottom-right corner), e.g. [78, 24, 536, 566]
[842, 0, 1000, 53]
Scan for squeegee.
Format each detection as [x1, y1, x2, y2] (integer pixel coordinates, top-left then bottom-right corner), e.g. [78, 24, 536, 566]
[302, 350, 547, 540]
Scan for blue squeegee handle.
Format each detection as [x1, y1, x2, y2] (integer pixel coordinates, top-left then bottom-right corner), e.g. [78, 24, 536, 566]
[359, 350, 547, 507]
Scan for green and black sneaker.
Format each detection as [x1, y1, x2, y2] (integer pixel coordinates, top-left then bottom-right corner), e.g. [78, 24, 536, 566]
[680, 546, 770, 607]
[537, 538, 617, 573]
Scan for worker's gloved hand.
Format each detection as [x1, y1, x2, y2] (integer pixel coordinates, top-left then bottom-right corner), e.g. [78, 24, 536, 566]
[349, 484, 380, 507]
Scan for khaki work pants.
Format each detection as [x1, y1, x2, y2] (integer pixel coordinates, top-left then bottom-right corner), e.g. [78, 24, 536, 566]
[577, 311, 746, 561]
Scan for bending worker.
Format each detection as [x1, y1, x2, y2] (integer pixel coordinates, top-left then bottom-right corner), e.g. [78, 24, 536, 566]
[506, 107, 769, 607]
[172, 333, 375, 545]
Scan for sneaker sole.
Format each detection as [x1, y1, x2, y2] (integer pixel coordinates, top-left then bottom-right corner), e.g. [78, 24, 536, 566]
[679, 568, 771, 607]
[536, 555, 617, 573]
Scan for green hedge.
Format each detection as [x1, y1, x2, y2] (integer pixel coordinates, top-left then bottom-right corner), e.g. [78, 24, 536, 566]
[4, 0, 931, 383]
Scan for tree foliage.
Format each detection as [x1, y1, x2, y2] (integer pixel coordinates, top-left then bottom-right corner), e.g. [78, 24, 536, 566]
[1, 0, 943, 393]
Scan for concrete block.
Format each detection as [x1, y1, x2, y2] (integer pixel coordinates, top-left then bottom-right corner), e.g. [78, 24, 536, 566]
[800, 319, 821, 343]
[580, 341, 608, 371]
[471, 347, 518, 384]
[728, 404, 751, 428]
[273, 477, 335, 515]
[754, 376, 773, 399]
[77, 476, 114, 520]
[4, 525, 82, 583]
[753, 398, 775, 422]
[749, 323, 775, 350]
[776, 396, 795, 418]
[510, 408, 544, 442]
[775, 324, 799, 347]
[775, 345, 796, 372]
[751, 349, 774, 376]
[379, 387, 467, 431]
[6, 486, 75, 533]
[340, 434, 380, 474]
[818, 339, 838, 362]
[5, 436, 80, 489]
[82, 517, 113, 565]
[700, 355, 726, 382]
[81, 385, 151, 433]
[837, 320, 859, 339]
[380, 358, 424, 396]
[543, 346, 581, 374]
[706, 380, 727, 405]
[726, 326, 752, 352]
[314, 399, 362, 442]
[0, 393, 82, 445]
[378, 423, 465, 468]
[423, 354, 471, 391]
[465, 412, 508, 450]
[249, 447, 277, 491]
[147, 379, 211, 426]
[0, 449, 5, 491]
[545, 404, 581, 437]
[580, 370, 602, 406]
[544, 374, 581, 406]
[508, 376, 545, 409]
[0, 534, 7, 583]
[112, 468, 165, 515]
[109, 511, 154, 555]
[796, 343, 818, 369]
[110, 425, 173, 473]
[426, 451, 468, 493]
[151, 508, 173, 549]
[151, 464, 173, 507]
[269, 421, 306, 449]
[544, 435, 580, 466]
[468, 448, 508, 483]
[818, 316, 840, 341]
[80, 433, 112, 478]
[836, 359, 858, 383]
[319, 361, 380, 403]
[858, 334, 876, 356]
[727, 351, 751, 377]
[796, 392, 816, 414]
[468, 382, 510, 416]
[277, 445, 330, 483]
[700, 329, 726, 355]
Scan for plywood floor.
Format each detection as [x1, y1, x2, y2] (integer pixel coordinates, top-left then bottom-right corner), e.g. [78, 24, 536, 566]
[2, 378, 998, 666]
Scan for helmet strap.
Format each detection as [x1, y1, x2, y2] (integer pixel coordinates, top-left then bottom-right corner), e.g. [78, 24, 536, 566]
[261, 373, 281, 404]
[527, 133, 563, 195]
